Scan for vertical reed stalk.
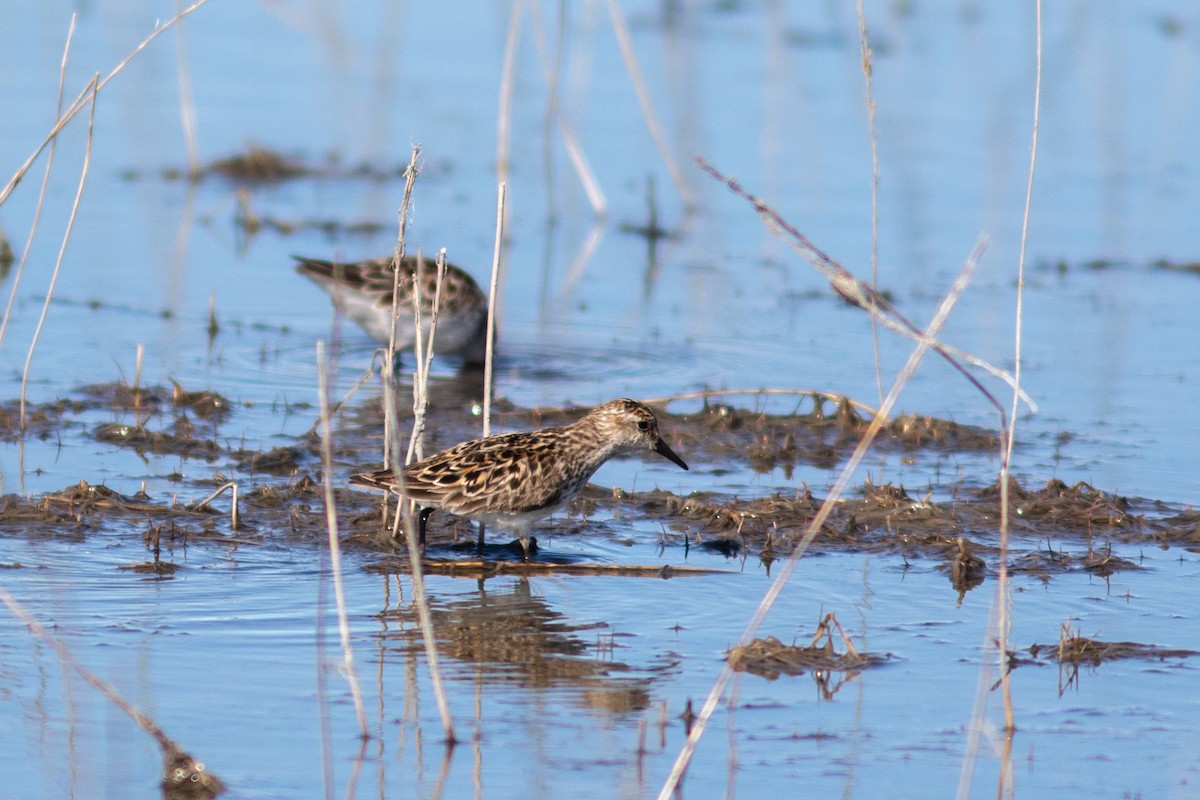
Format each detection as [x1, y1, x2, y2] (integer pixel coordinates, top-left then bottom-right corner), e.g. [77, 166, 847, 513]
[0, 14, 75, 352]
[482, 182, 507, 437]
[20, 76, 97, 430]
[497, 0, 524, 190]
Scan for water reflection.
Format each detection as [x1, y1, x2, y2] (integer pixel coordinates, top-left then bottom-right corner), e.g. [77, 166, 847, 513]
[375, 577, 653, 711]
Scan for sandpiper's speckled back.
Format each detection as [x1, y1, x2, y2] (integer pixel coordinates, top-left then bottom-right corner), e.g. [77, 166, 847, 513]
[294, 254, 489, 363]
[350, 399, 688, 537]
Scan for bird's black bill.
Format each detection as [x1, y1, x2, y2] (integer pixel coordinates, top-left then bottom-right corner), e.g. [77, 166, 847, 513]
[655, 438, 689, 471]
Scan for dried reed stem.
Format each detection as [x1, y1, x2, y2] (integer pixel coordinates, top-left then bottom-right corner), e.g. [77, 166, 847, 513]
[497, 0, 524, 190]
[605, 0, 693, 207]
[0, 0, 211, 208]
[696, 157, 1035, 417]
[959, 3, 1042, 798]
[482, 182, 507, 437]
[0, 15, 75, 352]
[20, 77, 97, 430]
[658, 238, 987, 800]
[189, 480, 240, 530]
[316, 341, 369, 740]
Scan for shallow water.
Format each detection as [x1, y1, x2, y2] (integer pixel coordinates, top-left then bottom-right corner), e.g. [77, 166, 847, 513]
[1, 2, 1199, 798]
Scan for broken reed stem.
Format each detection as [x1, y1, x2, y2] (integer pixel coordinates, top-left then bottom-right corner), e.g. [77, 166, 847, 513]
[0, 14, 75, 352]
[482, 182, 507, 438]
[658, 238, 987, 800]
[605, 0, 693, 208]
[315, 341, 369, 740]
[0, 0, 211, 208]
[189, 480, 240, 530]
[497, 0, 523, 190]
[856, 0, 884, 408]
[0, 584, 224, 792]
[20, 76, 98, 431]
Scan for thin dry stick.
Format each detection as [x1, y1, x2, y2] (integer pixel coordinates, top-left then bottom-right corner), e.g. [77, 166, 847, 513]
[482, 182, 507, 438]
[657, 238, 987, 800]
[959, 5, 1043, 793]
[0, 585, 224, 792]
[695, 157, 1035, 418]
[302, 354, 387, 439]
[0, 14, 75, 352]
[0, 0, 211, 208]
[856, 0, 884, 407]
[496, 0, 524, 190]
[606, 0, 693, 207]
[316, 340, 369, 740]
[20, 76, 98, 430]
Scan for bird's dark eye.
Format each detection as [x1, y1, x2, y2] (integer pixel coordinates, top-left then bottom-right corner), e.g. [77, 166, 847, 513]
[637, 420, 650, 430]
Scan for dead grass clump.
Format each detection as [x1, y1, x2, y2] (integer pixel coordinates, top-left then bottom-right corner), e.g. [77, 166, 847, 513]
[170, 380, 231, 421]
[728, 613, 889, 680]
[200, 145, 308, 182]
[985, 477, 1140, 531]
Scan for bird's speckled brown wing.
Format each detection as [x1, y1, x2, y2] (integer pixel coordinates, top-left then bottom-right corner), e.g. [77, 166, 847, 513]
[352, 429, 576, 516]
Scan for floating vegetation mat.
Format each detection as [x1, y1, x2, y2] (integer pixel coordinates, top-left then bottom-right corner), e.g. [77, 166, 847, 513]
[728, 613, 891, 681]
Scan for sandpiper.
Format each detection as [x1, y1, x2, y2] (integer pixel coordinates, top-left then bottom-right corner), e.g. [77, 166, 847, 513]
[350, 399, 689, 559]
[294, 254, 489, 365]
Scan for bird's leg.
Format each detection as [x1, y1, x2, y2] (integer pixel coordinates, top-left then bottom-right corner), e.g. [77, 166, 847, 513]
[417, 506, 433, 549]
[519, 535, 531, 562]
[477, 522, 486, 554]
